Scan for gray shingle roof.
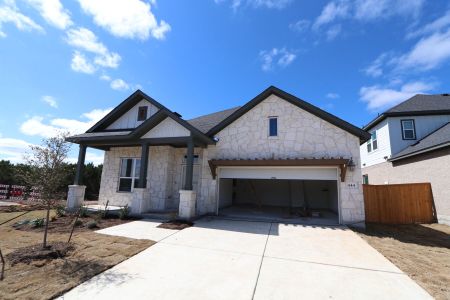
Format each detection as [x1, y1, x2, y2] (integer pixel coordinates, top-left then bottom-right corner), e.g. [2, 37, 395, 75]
[68, 131, 131, 139]
[364, 94, 450, 130]
[390, 122, 450, 161]
[187, 106, 241, 133]
[386, 94, 450, 113]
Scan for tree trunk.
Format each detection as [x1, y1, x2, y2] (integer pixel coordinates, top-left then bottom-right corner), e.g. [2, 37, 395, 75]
[43, 203, 50, 249]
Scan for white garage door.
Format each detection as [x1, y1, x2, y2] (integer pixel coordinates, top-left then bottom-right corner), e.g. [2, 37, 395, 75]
[218, 166, 338, 180]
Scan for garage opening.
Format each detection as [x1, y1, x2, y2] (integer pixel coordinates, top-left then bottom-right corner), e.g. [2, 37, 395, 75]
[218, 178, 340, 224]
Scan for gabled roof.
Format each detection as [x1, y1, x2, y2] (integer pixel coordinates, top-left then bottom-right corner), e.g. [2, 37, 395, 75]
[206, 86, 370, 142]
[364, 94, 450, 131]
[187, 106, 241, 133]
[390, 122, 450, 161]
[87, 90, 167, 132]
[68, 108, 215, 145]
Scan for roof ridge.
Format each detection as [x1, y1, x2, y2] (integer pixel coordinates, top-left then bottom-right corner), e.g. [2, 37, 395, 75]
[187, 106, 241, 121]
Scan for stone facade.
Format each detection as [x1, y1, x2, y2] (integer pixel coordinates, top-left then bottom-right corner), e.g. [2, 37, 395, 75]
[362, 147, 450, 225]
[97, 94, 365, 224]
[197, 94, 365, 224]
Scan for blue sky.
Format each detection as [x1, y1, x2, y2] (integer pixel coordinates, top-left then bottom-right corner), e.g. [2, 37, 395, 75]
[0, 0, 449, 164]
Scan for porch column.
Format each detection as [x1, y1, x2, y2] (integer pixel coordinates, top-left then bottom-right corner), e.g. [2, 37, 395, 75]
[183, 137, 194, 190]
[179, 136, 196, 220]
[74, 144, 86, 185]
[67, 144, 87, 210]
[138, 143, 149, 188]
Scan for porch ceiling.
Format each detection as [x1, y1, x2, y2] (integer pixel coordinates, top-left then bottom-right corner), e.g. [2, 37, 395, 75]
[208, 158, 351, 182]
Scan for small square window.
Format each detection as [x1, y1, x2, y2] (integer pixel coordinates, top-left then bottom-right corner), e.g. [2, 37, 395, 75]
[401, 119, 416, 140]
[137, 106, 148, 121]
[269, 117, 278, 136]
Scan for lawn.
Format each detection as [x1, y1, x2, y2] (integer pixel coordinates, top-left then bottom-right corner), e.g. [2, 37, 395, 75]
[0, 209, 154, 300]
[353, 223, 450, 300]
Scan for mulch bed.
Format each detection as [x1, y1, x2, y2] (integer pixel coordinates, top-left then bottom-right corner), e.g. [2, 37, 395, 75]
[13, 213, 139, 233]
[5, 242, 75, 265]
[157, 219, 193, 230]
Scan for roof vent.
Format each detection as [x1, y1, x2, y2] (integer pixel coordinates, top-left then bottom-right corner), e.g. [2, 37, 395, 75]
[173, 112, 182, 118]
[442, 93, 450, 96]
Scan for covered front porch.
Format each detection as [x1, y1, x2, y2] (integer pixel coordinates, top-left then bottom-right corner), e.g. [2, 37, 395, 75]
[66, 135, 209, 220]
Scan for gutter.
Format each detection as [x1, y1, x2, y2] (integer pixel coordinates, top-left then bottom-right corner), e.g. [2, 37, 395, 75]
[389, 141, 450, 162]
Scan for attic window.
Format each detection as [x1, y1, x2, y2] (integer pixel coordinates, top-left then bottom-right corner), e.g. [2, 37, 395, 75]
[137, 106, 148, 121]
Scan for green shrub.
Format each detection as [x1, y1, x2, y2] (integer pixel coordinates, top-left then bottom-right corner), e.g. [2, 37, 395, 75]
[86, 221, 98, 229]
[79, 206, 88, 218]
[119, 205, 130, 220]
[56, 205, 66, 217]
[31, 218, 44, 228]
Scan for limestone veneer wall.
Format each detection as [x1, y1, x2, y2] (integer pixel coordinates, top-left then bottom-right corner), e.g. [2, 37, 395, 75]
[197, 94, 365, 224]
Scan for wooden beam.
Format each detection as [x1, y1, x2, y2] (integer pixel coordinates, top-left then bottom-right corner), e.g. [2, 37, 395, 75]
[208, 158, 350, 181]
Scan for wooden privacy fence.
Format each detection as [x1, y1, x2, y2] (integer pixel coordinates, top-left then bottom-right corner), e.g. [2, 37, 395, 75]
[363, 183, 436, 224]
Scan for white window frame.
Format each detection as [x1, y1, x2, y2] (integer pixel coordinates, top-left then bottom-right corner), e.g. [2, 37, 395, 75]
[401, 119, 416, 140]
[118, 158, 141, 192]
[367, 131, 378, 153]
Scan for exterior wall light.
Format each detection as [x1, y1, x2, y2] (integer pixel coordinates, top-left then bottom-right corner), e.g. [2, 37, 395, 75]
[348, 158, 356, 171]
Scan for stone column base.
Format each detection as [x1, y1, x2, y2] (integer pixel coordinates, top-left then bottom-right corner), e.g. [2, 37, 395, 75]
[179, 190, 196, 220]
[131, 188, 149, 214]
[67, 185, 86, 210]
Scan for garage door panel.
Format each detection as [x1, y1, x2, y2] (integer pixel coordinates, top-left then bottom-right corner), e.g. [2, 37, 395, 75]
[219, 167, 337, 180]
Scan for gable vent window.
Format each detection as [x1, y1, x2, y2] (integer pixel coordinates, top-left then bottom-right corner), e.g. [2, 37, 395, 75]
[401, 119, 416, 140]
[367, 131, 378, 153]
[137, 106, 148, 121]
[269, 117, 278, 137]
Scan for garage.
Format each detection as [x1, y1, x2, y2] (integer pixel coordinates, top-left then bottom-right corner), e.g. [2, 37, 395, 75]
[209, 159, 347, 225]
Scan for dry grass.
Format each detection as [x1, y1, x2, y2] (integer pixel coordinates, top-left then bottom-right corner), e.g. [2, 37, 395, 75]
[353, 223, 450, 300]
[0, 211, 154, 300]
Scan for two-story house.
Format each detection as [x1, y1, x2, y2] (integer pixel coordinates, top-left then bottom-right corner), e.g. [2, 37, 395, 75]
[360, 94, 450, 225]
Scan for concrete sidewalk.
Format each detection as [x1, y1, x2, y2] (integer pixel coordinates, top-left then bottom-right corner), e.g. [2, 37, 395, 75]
[61, 218, 431, 300]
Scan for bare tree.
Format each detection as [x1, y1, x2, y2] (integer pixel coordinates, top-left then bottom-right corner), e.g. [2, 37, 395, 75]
[21, 132, 70, 249]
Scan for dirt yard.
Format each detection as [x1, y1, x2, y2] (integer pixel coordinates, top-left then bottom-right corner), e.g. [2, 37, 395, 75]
[0, 210, 154, 300]
[353, 223, 450, 300]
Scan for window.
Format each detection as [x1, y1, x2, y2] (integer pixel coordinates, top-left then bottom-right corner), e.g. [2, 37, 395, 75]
[118, 158, 141, 192]
[137, 106, 148, 121]
[401, 119, 416, 140]
[362, 174, 369, 185]
[269, 117, 278, 136]
[367, 131, 378, 153]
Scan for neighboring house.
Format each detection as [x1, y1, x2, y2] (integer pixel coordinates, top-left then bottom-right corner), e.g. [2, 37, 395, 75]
[66, 86, 369, 225]
[360, 94, 450, 225]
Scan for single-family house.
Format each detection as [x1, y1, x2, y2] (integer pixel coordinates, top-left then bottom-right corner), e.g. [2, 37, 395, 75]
[360, 93, 450, 225]
[66, 86, 369, 225]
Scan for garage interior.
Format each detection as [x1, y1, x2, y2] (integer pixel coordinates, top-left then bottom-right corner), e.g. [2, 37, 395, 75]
[218, 178, 340, 224]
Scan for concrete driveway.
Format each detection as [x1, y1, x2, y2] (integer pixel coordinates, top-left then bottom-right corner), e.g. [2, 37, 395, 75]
[61, 218, 431, 300]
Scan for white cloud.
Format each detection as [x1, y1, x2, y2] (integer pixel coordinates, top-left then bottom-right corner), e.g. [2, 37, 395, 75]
[77, 0, 171, 40]
[70, 51, 96, 74]
[42, 95, 57, 108]
[20, 107, 112, 138]
[215, 0, 292, 10]
[24, 0, 72, 29]
[289, 19, 310, 33]
[0, 137, 33, 163]
[313, 0, 350, 30]
[66, 27, 121, 69]
[394, 29, 450, 72]
[326, 24, 341, 41]
[407, 10, 450, 39]
[0, 4, 44, 37]
[364, 53, 390, 78]
[110, 78, 130, 91]
[326, 92, 340, 99]
[359, 81, 434, 111]
[353, 0, 424, 21]
[99, 74, 111, 81]
[259, 48, 296, 71]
